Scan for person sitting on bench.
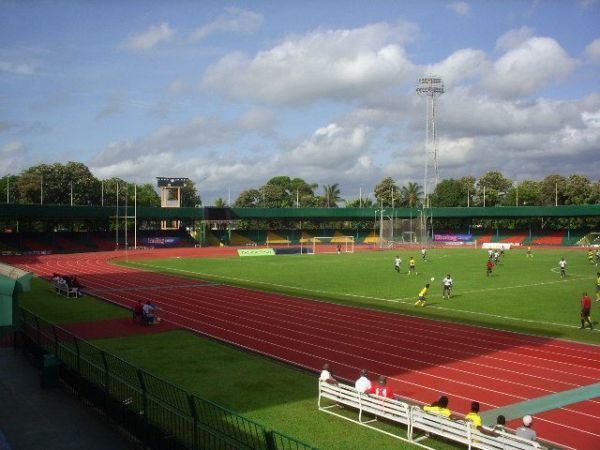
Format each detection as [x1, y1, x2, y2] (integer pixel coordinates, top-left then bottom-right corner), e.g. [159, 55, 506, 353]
[142, 301, 159, 324]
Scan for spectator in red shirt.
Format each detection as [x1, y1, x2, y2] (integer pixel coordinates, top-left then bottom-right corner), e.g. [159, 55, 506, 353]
[132, 301, 144, 324]
[580, 292, 593, 330]
[368, 375, 395, 399]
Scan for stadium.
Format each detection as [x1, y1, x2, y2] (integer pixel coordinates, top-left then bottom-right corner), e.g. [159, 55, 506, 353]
[1, 3, 599, 450]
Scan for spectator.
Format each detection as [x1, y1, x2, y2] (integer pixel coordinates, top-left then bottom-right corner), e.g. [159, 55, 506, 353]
[493, 415, 507, 433]
[142, 301, 158, 324]
[465, 401, 483, 428]
[515, 415, 537, 441]
[319, 363, 337, 384]
[423, 395, 452, 418]
[368, 375, 395, 398]
[354, 369, 371, 393]
[132, 301, 144, 324]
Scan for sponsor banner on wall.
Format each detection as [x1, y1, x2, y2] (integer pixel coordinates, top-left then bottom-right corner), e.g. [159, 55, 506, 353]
[141, 237, 181, 246]
[237, 248, 276, 257]
[433, 234, 473, 242]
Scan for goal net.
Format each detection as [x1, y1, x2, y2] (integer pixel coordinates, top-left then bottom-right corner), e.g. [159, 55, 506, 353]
[311, 236, 355, 254]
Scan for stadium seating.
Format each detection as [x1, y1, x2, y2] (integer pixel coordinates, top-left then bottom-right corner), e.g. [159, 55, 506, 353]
[531, 231, 567, 246]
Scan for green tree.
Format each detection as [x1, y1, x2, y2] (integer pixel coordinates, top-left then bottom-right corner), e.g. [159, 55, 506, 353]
[504, 180, 540, 206]
[214, 197, 227, 207]
[431, 179, 466, 207]
[345, 197, 374, 208]
[400, 182, 423, 207]
[476, 171, 512, 206]
[235, 189, 262, 207]
[374, 177, 400, 207]
[564, 175, 592, 205]
[323, 183, 341, 207]
[460, 176, 476, 206]
[180, 179, 201, 207]
[539, 174, 568, 206]
[0, 174, 19, 203]
[16, 162, 101, 205]
[134, 183, 160, 207]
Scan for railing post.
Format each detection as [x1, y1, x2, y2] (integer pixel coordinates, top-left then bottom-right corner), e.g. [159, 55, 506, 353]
[34, 316, 40, 346]
[52, 325, 59, 355]
[100, 351, 109, 395]
[136, 369, 148, 418]
[73, 337, 81, 374]
[264, 429, 276, 450]
[187, 394, 199, 450]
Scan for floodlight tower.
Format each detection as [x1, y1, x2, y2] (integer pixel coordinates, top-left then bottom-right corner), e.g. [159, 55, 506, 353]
[416, 76, 444, 208]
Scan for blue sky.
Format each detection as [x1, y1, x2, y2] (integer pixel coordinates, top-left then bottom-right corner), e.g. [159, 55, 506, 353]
[1, 0, 599, 204]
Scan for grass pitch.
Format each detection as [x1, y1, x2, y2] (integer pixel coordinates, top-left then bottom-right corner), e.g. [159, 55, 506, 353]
[119, 247, 600, 344]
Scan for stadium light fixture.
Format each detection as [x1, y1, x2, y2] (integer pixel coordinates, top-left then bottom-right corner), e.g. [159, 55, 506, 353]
[416, 76, 444, 210]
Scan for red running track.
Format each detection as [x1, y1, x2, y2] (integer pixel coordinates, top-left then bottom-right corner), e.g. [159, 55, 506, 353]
[6, 249, 600, 450]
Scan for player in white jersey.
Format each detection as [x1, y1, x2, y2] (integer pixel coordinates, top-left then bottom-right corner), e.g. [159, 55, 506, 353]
[421, 247, 427, 261]
[442, 274, 454, 299]
[559, 258, 567, 278]
[394, 256, 402, 273]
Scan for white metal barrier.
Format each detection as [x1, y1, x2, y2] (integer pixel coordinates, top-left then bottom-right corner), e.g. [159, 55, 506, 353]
[318, 381, 545, 450]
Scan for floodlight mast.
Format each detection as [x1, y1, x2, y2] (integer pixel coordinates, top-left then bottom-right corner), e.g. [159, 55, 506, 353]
[416, 76, 444, 206]
[416, 76, 444, 244]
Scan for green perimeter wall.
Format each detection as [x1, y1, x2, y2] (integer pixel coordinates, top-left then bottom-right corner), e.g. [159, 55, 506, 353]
[2, 204, 599, 221]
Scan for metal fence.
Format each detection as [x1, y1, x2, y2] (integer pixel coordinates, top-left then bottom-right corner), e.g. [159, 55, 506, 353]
[18, 308, 317, 450]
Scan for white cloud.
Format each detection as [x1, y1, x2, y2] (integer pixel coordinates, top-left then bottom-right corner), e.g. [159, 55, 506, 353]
[483, 37, 576, 98]
[121, 23, 175, 51]
[447, 2, 470, 16]
[426, 48, 488, 88]
[584, 38, 600, 64]
[0, 61, 36, 75]
[282, 123, 371, 169]
[0, 140, 27, 173]
[201, 22, 419, 105]
[191, 7, 263, 41]
[495, 27, 535, 51]
[237, 108, 275, 131]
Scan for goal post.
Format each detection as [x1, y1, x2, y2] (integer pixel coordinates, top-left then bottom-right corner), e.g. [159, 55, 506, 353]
[311, 236, 355, 254]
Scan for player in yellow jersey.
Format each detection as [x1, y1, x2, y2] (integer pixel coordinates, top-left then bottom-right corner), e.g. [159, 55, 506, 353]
[596, 272, 600, 302]
[415, 283, 430, 307]
[526, 246, 533, 258]
[408, 257, 417, 275]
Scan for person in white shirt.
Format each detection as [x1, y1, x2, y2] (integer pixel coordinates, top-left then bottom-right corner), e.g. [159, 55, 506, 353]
[559, 258, 567, 278]
[515, 415, 537, 441]
[319, 363, 336, 384]
[421, 248, 427, 261]
[442, 274, 454, 299]
[394, 256, 402, 273]
[354, 369, 372, 393]
[488, 249, 494, 258]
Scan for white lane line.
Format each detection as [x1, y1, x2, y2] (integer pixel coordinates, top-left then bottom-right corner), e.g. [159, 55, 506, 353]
[128, 261, 599, 332]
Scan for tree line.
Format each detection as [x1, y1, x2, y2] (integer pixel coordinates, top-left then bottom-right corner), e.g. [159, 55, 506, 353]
[2, 163, 598, 209]
[234, 172, 600, 209]
[0, 162, 201, 207]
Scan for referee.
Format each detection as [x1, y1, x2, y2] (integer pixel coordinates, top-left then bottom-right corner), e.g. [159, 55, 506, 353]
[580, 292, 593, 330]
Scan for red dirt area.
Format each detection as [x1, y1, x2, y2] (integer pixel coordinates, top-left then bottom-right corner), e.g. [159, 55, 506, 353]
[61, 317, 180, 341]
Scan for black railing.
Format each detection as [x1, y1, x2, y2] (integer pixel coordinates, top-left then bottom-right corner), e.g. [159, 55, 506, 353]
[19, 308, 316, 450]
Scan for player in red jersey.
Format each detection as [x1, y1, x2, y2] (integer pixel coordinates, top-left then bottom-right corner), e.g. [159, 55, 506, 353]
[580, 292, 593, 330]
[486, 259, 494, 277]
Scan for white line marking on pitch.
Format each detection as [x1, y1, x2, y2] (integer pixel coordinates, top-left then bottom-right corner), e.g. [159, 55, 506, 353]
[127, 261, 598, 332]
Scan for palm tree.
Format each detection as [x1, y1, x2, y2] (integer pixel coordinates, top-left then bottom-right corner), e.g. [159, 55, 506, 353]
[401, 182, 423, 207]
[214, 197, 227, 207]
[323, 183, 342, 207]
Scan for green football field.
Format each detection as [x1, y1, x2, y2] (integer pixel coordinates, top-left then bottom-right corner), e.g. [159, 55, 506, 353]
[119, 247, 600, 344]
